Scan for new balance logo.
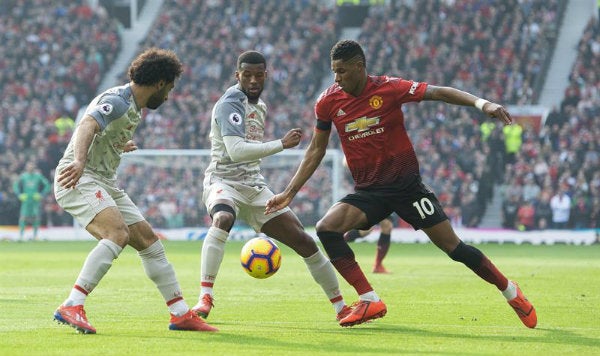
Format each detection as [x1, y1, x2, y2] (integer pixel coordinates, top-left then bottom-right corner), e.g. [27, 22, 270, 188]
[337, 109, 346, 116]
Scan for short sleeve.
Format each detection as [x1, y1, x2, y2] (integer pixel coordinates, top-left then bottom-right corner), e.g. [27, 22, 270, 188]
[214, 99, 246, 137]
[391, 78, 428, 103]
[87, 95, 130, 130]
[314, 91, 333, 131]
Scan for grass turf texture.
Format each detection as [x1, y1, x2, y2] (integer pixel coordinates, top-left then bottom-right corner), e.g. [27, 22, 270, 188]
[1, 240, 599, 355]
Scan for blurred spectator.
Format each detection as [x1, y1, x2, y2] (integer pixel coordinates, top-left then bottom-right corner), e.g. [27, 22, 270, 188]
[571, 192, 592, 229]
[158, 197, 183, 229]
[534, 191, 553, 230]
[544, 106, 566, 128]
[480, 121, 495, 142]
[561, 82, 580, 112]
[502, 123, 523, 165]
[460, 192, 481, 228]
[502, 193, 520, 229]
[591, 197, 600, 229]
[522, 175, 541, 203]
[550, 186, 571, 229]
[516, 199, 536, 231]
[54, 113, 75, 137]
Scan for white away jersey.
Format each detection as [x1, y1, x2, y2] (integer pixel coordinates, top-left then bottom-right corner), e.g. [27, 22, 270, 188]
[204, 84, 268, 187]
[57, 84, 141, 180]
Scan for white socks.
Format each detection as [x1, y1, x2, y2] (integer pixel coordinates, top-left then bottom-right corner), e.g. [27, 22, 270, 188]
[359, 291, 380, 302]
[303, 249, 346, 313]
[199, 227, 229, 298]
[65, 239, 122, 306]
[502, 280, 518, 300]
[138, 240, 188, 316]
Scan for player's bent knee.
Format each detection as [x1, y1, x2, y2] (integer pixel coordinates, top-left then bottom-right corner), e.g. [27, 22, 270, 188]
[297, 245, 319, 258]
[315, 219, 336, 233]
[110, 223, 130, 247]
[212, 212, 235, 231]
[211, 204, 236, 231]
[298, 232, 318, 248]
[273, 227, 318, 257]
[380, 219, 393, 233]
[99, 226, 129, 247]
[127, 220, 162, 250]
[317, 231, 355, 260]
[87, 220, 130, 247]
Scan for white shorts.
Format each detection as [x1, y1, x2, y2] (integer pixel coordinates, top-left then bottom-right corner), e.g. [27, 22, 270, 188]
[54, 173, 144, 228]
[203, 180, 289, 232]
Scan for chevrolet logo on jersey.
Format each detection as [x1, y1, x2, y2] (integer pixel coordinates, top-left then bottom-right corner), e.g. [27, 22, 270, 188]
[345, 116, 380, 133]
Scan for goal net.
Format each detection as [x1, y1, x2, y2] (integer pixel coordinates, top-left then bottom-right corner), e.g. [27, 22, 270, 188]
[83, 148, 349, 240]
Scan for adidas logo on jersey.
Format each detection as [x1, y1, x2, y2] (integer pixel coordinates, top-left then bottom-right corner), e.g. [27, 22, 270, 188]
[337, 109, 346, 116]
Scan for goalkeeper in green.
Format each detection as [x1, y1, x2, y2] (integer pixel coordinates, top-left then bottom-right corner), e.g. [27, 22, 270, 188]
[13, 162, 51, 240]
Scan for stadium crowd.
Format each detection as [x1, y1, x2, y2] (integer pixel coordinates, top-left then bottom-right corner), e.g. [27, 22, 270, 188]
[1, 0, 598, 233]
[496, 16, 600, 231]
[0, 0, 121, 226]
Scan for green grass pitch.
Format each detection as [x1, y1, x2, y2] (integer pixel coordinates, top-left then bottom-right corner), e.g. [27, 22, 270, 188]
[1, 239, 599, 355]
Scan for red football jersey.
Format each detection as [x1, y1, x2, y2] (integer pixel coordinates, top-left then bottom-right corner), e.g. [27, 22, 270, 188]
[315, 75, 427, 188]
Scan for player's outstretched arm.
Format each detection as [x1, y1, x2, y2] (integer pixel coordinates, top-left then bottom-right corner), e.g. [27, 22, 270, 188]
[265, 129, 329, 214]
[222, 127, 301, 162]
[423, 85, 513, 125]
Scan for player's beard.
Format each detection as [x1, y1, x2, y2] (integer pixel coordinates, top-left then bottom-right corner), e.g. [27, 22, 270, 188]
[147, 92, 166, 109]
[244, 88, 262, 102]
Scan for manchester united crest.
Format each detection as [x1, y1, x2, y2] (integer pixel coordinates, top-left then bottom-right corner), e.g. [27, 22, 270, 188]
[369, 95, 383, 109]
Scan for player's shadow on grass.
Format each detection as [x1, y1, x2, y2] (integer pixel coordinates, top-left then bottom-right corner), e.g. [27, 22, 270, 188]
[129, 321, 599, 353]
[152, 329, 440, 355]
[320, 323, 600, 349]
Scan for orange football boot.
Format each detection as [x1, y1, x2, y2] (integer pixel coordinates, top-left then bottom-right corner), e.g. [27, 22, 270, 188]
[336, 305, 353, 321]
[339, 300, 387, 327]
[507, 282, 537, 328]
[54, 304, 96, 334]
[169, 310, 218, 332]
[192, 293, 214, 319]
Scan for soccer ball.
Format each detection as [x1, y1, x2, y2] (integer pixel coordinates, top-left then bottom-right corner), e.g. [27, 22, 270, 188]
[240, 237, 282, 279]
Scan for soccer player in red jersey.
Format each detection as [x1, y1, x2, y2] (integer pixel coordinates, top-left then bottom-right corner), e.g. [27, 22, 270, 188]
[266, 40, 537, 328]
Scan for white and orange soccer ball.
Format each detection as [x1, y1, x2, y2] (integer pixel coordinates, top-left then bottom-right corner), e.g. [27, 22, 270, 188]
[240, 237, 282, 279]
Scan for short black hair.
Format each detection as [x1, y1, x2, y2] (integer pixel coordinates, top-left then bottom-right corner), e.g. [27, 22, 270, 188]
[237, 50, 267, 70]
[330, 40, 366, 67]
[128, 47, 183, 85]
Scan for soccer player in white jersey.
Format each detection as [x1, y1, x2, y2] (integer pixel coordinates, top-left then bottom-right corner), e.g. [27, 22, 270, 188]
[193, 51, 351, 323]
[53, 48, 217, 333]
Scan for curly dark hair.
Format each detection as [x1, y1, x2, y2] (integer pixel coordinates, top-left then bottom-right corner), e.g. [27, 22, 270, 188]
[128, 47, 183, 85]
[330, 40, 366, 67]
